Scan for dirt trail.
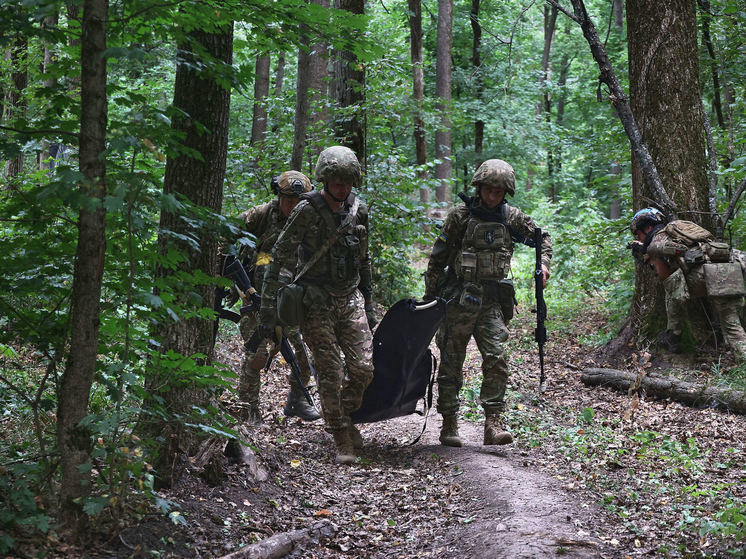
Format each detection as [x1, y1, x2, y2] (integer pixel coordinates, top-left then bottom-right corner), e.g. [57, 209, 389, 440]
[377, 416, 612, 559]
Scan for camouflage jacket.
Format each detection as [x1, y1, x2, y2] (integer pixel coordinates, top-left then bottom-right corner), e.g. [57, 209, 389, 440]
[424, 200, 552, 298]
[262, 192, 372, 312]
[645, 230, 689, 271]
[236, 199, 287, 291]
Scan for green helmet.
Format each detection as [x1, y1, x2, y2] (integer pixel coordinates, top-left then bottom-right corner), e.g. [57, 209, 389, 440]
[274, 170, 312, 197]
[314, 146, 362, 188]
[471, 159, 516, 196]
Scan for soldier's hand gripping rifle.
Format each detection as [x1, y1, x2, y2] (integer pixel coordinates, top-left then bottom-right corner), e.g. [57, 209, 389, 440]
[533, 227, 548, 393]
[221, 258, 318, 408]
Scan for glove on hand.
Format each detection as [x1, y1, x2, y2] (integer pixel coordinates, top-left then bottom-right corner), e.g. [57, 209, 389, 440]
[258, 307, 277, 341]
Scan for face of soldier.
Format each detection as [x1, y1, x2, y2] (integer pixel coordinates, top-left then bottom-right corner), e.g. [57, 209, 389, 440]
[480, 185, 506, 209]
[324, 178, 353, 205]
[634, 224, 653, 242]
[279, 195, 300, 218]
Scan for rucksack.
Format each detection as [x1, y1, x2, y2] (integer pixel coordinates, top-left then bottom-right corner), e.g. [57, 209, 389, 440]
[663, 220, 713, 246]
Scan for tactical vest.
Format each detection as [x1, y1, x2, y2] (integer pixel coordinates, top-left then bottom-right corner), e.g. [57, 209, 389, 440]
[303, 191, 365, 290]
[454, 212, 513, 283]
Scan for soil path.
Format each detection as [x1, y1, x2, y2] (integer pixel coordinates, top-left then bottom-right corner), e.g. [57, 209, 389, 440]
[375, 416, 611, 558]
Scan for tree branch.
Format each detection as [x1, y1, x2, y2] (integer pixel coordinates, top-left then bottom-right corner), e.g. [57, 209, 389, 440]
[0, 125, 78, 139]
[549, 0, 678, 217]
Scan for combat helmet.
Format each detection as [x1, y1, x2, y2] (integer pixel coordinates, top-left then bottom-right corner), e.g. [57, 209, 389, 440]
[471, 159, 516, 196]
[272, 170, 312, 197]
[315, 146, 362, 188]
[630, 207, 664, 235]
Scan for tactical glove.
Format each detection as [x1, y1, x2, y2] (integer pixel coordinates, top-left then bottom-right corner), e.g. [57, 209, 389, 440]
[258, 306, 277, 341]
[364, 303, 378, 330]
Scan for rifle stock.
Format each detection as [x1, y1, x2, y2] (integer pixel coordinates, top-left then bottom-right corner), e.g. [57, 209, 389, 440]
[534, 227, 547, 393]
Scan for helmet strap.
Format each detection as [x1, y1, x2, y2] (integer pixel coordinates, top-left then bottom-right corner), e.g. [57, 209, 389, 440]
[642, 223, 664, 249]
[323, 185, 348, 203]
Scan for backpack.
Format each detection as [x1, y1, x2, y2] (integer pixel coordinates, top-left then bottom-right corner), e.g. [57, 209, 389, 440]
[663, 220, 713, 246]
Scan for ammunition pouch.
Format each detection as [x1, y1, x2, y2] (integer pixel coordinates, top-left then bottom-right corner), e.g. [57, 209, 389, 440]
[497, 279, 516, 322]
[663, 268, 690, 304]
[277, 283, 305, 328]
[703, 240, 731, 263]
[703, 262, 746, 297]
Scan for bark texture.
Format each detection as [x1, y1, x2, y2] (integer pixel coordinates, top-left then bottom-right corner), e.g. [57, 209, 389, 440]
[145, 23, 233, 487]
[57, 0, 108, 533]
[333, 0, 366, 162]
[408, 0, 428, 203]
[434, 0, 453, 203]
[250, 54, 270, 147]
[627, 0, 709, 341]
[582, 368, 746, 414]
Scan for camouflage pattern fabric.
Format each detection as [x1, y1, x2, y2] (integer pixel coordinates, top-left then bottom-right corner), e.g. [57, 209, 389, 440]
[237, 199, 286, 293]
[437, 301, 510, 415]
[425, 199, 552, 414]
[648, 230, 746, 357]
[471, 159, 517, 196]
[315, 146, 362, 187]
[262, 193, 374, 432]
[238, 317, 313, 406]
[235, 199, 312, 406]
[302, 289, 374, 431]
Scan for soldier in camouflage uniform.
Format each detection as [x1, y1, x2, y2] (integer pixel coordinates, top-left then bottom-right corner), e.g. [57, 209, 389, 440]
[629, 208, 746, 357]
[235, 171, 320, 424]
[259, 146, 376, 465]
[424, 159, 552, 447]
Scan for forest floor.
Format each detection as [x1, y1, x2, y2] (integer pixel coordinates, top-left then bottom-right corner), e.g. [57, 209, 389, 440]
[56, 302, 746, 559]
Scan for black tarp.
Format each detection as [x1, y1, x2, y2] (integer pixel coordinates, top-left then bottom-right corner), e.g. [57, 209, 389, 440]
[351, 297, 446, 424]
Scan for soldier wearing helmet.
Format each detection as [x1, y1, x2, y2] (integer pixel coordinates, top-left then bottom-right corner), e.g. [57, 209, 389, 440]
[229, 171, 320, 424]
[424, 159, 552, 448]
[628, 208, 746, 357]
[259, 146, 376, 465]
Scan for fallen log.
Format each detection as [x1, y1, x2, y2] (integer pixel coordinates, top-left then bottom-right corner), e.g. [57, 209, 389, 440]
[217, 520, 337, 559]
[581, 368, 746, 414]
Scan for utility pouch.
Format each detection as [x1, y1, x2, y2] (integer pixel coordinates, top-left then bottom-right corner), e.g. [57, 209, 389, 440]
[497, 279, 516, 322]
[663, 268, 690, 304]
[457, 252, 478, 283]
[277, 283, 305, 328]
[458, 282, 483, 312]
[704, 241, 731, 263]
[703, 262, 746, 297]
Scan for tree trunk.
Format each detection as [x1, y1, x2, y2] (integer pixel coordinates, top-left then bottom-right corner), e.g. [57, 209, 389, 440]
[307, 0, 330, 168]
[57, 0, 108, 534]
[697, 0, 724, 129]
[540, 5, 558, 200]
[39, 11, 59, 171]
[143, 22, 233, 488]
[291, 0, 328, 172]
[613, 0, 624, 28]
[274, 52, 285, 97]
[470, 0, 483, 167]
[333, 0, 366, 163]
[581, 368, 746, 414]
[291, 22, 312, 171]
[4, 34, 28, 177]
[434, 0, 453, 204]
[408, 0, 428, 203]
[250, 54, 270, 147]
[627, 0, 710, 341]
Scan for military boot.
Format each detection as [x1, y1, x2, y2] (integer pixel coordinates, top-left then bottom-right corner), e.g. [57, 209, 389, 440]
[283, 386, 321, 422]
[349, 424, 364, 449]
[439, 414, 462, 447]
[331, 429, 356, 465]
[484, 413, 513, 445]
[657, 329, 682, 353]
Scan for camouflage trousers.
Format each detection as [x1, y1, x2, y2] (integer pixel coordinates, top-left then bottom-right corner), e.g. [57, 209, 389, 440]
[301, 289, 374, 432]
[436, 299, 510, 416]
[664, 265, 746, 357]
[238, 316, 313, 405]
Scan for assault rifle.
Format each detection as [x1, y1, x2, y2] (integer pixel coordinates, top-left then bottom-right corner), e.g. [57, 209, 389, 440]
[219, 257, 317, 408]
[534, 227, 547, 393]
[626, 241, 647, 264]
